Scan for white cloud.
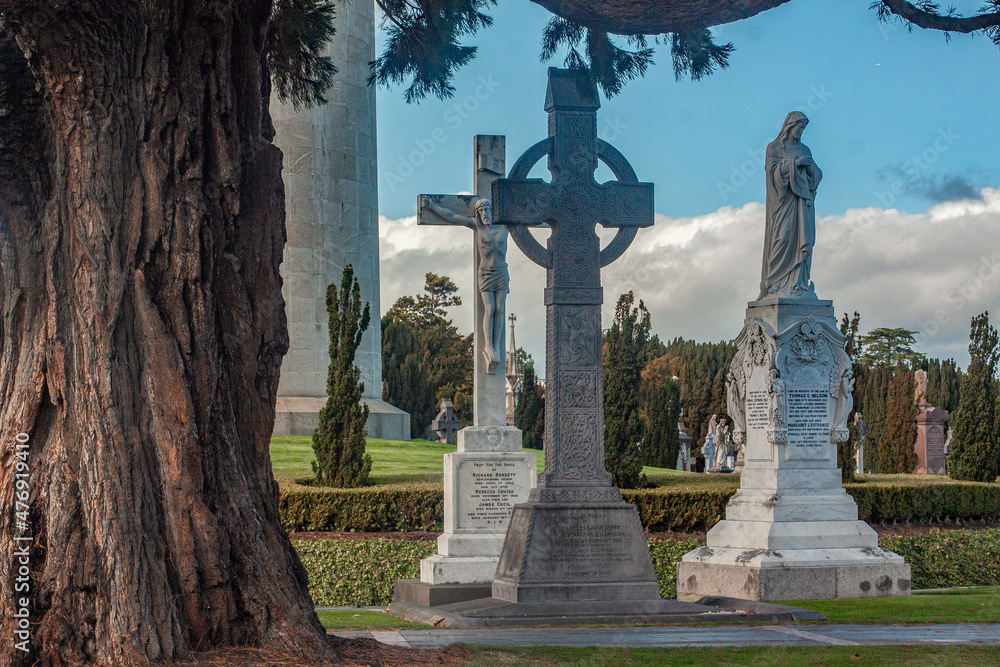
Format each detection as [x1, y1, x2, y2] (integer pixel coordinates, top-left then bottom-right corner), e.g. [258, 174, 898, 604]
[379, 188, 1000, 373]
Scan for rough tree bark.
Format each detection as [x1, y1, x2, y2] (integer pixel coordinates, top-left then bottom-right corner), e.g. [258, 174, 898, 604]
[0, 2, 334, 664]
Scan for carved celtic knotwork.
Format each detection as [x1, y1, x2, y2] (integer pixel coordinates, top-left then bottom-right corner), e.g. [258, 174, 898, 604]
[559, 306, 598, 367]
[559, 370, 598, 408]
[557, 412, 604, 482]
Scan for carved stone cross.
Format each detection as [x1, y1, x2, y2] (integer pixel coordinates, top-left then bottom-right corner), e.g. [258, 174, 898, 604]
[493, 67, 654, 492]
[418, 136, 510, 426]
[490, 67, 658, 604]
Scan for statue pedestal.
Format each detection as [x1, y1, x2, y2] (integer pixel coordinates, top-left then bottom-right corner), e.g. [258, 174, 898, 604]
[677, 298, 910, 602]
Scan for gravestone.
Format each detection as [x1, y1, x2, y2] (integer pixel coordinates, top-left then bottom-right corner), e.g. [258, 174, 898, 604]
[913, 370, 949, 475]
[396, 137, 536, 605]
[489, 67, 659, 604]
[430, 398, 461, 445]
[854, 413, 868, 475]
[677, 112, 910, 602]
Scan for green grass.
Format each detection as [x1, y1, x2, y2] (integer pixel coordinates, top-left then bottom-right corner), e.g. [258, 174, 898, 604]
[316, 609, 429, 630]
[783, 586, 1000, 625]
[312, 587, 1000, 630]
[460, 645, 1000, 666]
[271, 435, 686, 486]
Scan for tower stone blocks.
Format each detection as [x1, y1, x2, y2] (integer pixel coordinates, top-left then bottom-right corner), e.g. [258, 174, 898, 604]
[270, 0, 409, 439]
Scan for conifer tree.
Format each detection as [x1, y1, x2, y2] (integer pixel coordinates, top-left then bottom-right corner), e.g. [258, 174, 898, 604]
[640, 358, 681, 468]
[949, 312, 1000, 482]
[516, 360, 546, 450]
[604, 291, 650, 489]
[876, 363, 918, 474]
[313, 265, 373, 487]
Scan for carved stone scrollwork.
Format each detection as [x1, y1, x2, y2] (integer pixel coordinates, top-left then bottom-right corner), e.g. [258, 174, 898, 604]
[766, 362, 788, 445]
[559, 307, 599, 367]
[532, 487, 622, 503]
[559, 370, 598, 408]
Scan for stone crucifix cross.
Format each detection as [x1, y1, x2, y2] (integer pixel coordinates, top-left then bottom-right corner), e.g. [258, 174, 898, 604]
[418, 136, 518, 427]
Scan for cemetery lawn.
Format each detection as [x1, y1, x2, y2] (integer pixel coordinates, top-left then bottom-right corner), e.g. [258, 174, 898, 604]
[315, 609, 429, 630]
[785, 586, 1000, 625]
[460, 644, 1000, 666]
[271, 436, 688, 486]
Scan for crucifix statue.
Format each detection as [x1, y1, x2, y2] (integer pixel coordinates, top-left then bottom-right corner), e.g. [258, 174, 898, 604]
[418, 136, 512, 426]
[490, 67, 659, 603]
[420, 194, 508, 374]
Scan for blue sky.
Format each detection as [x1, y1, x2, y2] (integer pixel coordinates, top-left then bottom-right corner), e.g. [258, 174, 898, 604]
[375, 0, 1000, 220]
[372, 1, 1000, 369]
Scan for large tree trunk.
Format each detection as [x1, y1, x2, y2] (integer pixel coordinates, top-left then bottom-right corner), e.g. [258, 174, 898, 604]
[0, 2, 333, 664]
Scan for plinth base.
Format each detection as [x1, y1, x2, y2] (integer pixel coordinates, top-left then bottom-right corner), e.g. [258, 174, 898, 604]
[394, 579, 493, 608]
[387, 595, 825, 628]
[677, 546, 911, 602]
[419, 554, 499, 585]
[493, 493, 660, 603]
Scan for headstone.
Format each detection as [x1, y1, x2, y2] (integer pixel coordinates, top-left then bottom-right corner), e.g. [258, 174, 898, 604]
[505, 314, 521, 426]
[401, 136, 536, 597]
[913, 371, 948, 475]
[489, 67, 659, 604]
[678, 112, 910, 602]
[854, 413, 868, 475]
[430, 399, 461, 445]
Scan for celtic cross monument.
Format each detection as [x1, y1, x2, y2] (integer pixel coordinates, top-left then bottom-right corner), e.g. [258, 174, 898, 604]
[491, 67, 659, 603]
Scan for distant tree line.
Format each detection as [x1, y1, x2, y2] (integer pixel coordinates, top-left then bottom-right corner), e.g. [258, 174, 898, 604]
[381, 273, 473, 437]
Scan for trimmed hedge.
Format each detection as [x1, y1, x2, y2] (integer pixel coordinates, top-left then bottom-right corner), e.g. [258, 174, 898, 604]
[280, 483, 442, 532]
[295, 538, 437, 606]
[294, 529, 1000, 606]
[280, 478, 1000, 533]
[883, 529, 1000, 590]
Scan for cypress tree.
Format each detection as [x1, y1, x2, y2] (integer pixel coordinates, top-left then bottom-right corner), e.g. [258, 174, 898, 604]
[876, 363, 918, 474]
[313, 265, 373, 487]
[515, 362, 546, 450]
[604, 291, 649, 489]
[640, 370, 681, 468]
[949, 312, 1000, 482]
[381, 316, 435, 436]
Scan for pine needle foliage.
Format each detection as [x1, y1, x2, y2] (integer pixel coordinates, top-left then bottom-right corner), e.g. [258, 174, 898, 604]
[949, 312, 1000, 482]
[604, 291, 650, 489]
[313, 265, 373, 488]
[370, 0, 496, 102]
[268, 0, 338, 109]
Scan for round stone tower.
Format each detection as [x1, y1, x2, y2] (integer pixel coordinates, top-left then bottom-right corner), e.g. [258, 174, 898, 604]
[271, 0, 409, 439]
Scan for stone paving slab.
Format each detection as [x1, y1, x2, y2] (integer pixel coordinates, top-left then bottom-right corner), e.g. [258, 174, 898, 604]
[331, 624, 1000, 650]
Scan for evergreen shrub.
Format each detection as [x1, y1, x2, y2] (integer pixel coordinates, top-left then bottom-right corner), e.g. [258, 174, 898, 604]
[279, 478, 1000, 533]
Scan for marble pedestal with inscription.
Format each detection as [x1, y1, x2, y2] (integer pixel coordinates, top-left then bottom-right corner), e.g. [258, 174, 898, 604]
[417, 426, 535, 588]
[678, 298, 911, 602]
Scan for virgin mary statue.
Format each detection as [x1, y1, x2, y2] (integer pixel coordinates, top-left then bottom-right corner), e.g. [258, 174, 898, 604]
[758, 111, 822, 299]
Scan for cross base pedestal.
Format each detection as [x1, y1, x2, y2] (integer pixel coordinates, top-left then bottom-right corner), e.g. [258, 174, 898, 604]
[493, 491, 660, 604]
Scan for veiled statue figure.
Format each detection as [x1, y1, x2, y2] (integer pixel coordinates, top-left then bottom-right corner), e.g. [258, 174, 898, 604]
[759, 111, 823, 300]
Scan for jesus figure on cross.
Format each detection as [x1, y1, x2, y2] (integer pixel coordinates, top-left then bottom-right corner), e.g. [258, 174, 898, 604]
[421, 195, 509, 374]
